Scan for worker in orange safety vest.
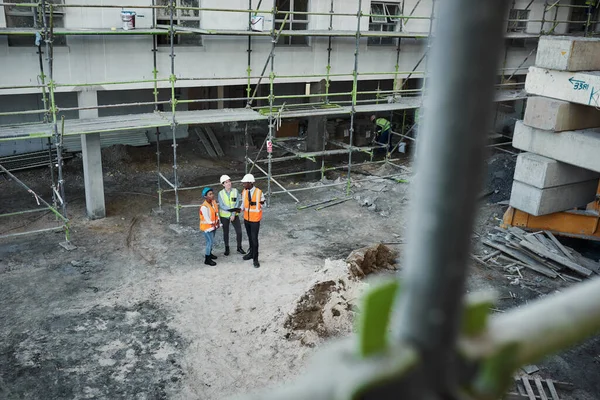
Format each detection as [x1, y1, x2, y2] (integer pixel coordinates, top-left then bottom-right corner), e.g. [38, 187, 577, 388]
[199, 187, 221, 266]
[240, 173, 265, 268]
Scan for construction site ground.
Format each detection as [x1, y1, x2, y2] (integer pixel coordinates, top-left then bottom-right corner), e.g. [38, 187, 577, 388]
[1, 140, 599, 399]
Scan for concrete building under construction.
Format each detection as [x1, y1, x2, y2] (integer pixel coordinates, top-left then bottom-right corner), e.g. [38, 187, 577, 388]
[2, 0, 586, 232]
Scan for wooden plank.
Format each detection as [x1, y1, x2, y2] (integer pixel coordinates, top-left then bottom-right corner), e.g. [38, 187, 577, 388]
[570, 249, 600, 273]
[522, 376, 537, 400]
[481, 250, 501, 261]
[204, 126, 225, 157]
[519, 240, 593, 277]
[536, 235, 561, 254]
[504, 239, 563, 272]
[509, 226, 528, 240]
[534, 377, 549, 400]
[545, 231, 576, 261]
[546, 380, 560, 400]
[511, 245, 563, 272]
[195, 129, 217, 158]
[524, 233, 545, 246]
[483, 240, 558, 278]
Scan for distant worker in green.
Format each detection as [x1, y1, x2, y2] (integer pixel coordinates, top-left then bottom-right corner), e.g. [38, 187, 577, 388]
[371, 114, 391, 154]
[217, 174, 245, 256]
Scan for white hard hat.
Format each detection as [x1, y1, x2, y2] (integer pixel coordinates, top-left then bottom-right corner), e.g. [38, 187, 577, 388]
[220, 174, 231, 184]
[241, 173, 255, 183]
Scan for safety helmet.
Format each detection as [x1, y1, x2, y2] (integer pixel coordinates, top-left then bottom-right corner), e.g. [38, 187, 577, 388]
[241, 173, 255, 183]
[220, 174, 231, 184]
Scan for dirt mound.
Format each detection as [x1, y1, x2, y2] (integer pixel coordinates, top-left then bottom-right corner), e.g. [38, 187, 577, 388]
[284, 245, 398, 346]
[346, 243, 398, 278]
[284, 279, 347, 336]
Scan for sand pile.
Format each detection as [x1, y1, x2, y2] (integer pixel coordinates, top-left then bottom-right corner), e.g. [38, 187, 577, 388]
[284, 245, 398, 347]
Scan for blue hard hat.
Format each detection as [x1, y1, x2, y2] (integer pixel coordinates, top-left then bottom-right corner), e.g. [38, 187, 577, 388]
[202, 187, 213, 197]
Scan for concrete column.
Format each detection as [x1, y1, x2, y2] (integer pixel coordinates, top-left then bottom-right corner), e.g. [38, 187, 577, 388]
[306, 80, 327, 180]
[217, 86, 225, 109]
[78, 90, 106, 219]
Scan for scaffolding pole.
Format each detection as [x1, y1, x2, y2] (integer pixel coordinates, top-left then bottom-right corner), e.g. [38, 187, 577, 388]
[0, 163, 69, 240]
[266, 0, 277, 207]
[168, 0, 181, 222]
[40, 0, 67, 221]
[346, 0, 362, 195]
[246, 157, 300, 203]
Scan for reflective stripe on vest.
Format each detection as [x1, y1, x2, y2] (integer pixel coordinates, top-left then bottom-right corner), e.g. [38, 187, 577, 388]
[243, 188, 263, 222]
[199, 200, 219, 231]
[376, 118, 391, 131]
[218, 188, 238, 218]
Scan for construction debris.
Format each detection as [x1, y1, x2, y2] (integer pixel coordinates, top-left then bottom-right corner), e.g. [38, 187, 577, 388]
[482, 227, 599, 281]
[508, 375, 573, 400]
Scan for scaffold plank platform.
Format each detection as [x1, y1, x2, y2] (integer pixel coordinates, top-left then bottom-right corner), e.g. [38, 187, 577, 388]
[0, 91, 526, 141]
[0, 27, 540, 40]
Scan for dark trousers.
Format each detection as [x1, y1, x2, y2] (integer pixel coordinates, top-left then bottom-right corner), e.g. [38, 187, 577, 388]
[376, 129, 391, 154]
[244, 220, 260, 262]
[220, 216, 243, 248]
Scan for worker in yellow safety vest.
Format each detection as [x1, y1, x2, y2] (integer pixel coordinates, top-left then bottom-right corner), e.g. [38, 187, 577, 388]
[199, 187, 221, 266]
[240, 173, 265, 268]
[217, 174, 245, 256]
[371, 114, 392, 154]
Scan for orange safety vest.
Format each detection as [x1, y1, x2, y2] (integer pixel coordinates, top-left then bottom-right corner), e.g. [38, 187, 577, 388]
[199, 200, 219, 232]
[242, 187, 263, 222]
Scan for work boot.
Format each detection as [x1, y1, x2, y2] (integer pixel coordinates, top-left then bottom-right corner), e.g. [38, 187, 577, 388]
[237, 247, 246, 255]
[209, 253, 218, 260]
[224, 246, 230, 256]
[243, 252, 253, 261]
[204, 255, 216, 266]
[253, 260, 260, 268]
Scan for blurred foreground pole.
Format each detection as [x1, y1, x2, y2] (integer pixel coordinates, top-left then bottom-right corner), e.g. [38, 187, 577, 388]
[396, 0, 509, 397]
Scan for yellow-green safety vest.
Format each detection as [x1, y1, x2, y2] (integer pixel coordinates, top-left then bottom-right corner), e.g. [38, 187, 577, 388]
[375, 118, 391, 132]
[219, 188, 239, 218]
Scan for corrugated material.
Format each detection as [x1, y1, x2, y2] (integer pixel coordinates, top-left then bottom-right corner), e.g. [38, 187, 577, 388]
[62, 130, 150, 152]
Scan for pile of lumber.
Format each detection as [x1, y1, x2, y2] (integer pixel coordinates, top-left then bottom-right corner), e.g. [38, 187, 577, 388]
[483, 227, 600, 282]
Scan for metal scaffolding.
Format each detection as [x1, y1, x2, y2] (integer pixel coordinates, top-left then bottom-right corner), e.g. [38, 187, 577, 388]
[0, 0, 595, 235]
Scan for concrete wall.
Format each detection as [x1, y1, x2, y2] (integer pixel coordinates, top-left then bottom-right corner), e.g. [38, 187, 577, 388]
[0, 0, 561, 96]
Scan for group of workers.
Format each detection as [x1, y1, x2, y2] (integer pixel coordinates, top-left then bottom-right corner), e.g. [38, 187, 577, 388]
[199, 173, 264, 269]
[197, 115, 391, 269]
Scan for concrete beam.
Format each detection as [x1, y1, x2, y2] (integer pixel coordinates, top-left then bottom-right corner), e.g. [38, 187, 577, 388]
[513, 121, 600, 173]
[524, 96, 600, 132]
[78, 90, 106, 220]
[514, 152, 599, 189]
[510, 179, 598, 216]
[535, 36, 600, 71]
[525, 67, 600, 107]
[306, 80, 327, 180]
[217, 86, 225, 109]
